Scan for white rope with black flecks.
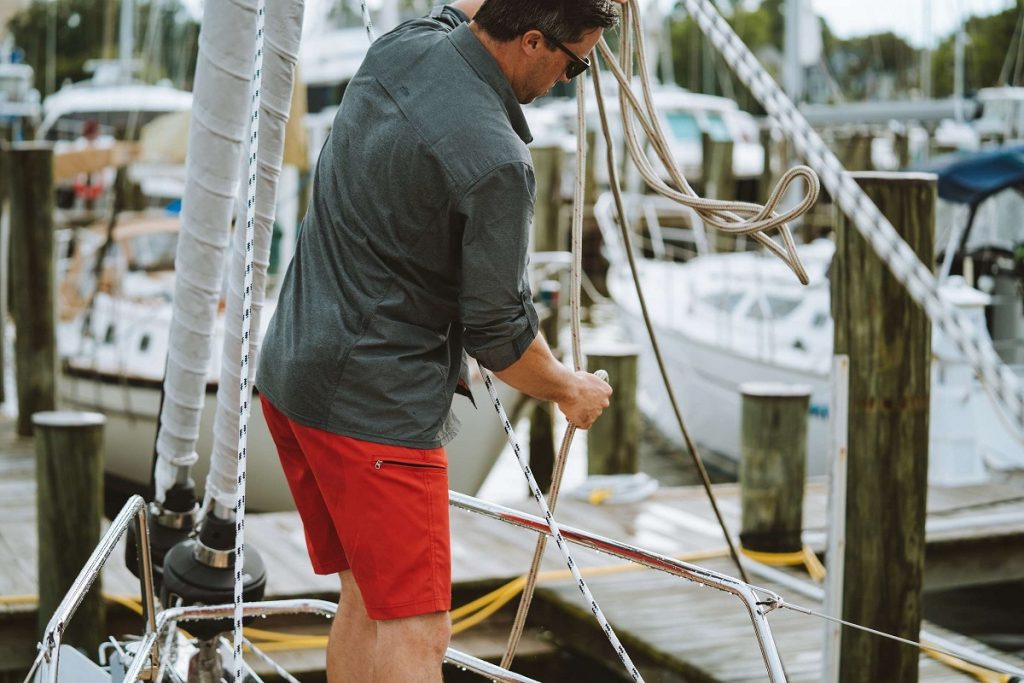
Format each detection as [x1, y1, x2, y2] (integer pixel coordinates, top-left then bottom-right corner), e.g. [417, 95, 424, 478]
[481, 368, 642, 682]
[233, 0, 265, 679]
[357, 0, 375, 42]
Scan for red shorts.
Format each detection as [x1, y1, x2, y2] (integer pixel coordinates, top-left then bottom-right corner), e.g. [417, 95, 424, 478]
[260, 395, 451, 620]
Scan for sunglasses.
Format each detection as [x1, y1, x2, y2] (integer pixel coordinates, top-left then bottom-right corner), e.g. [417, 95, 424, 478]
[541, 33, 591, 80]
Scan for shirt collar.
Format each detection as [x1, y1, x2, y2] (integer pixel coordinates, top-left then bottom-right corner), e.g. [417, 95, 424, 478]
[449, 23, 533, 145]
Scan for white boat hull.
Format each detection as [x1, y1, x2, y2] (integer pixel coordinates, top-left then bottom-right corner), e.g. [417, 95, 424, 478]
[620, 310, 832, 475]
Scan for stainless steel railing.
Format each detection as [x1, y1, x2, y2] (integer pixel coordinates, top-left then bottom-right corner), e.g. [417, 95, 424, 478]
[32, 495, 157, 683]
[30, 491, 789, 682]
[449, 491, 789, 681]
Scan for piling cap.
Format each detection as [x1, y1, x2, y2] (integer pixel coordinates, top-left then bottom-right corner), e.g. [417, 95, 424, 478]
[739, 383, 812, 398]
[31, 411, 106, 428]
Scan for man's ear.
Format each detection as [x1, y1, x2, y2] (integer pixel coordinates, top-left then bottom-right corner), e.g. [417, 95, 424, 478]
[521, 29, 545, 56]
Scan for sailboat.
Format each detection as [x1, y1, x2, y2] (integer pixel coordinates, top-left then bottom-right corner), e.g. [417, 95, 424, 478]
[593, 146, 1024, 484]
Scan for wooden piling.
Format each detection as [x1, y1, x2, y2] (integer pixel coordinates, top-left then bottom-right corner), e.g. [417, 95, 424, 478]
[759, 126, 775, 205]
[586, 344, 639, 475]
[738, 383, 811, 553]
[832, 129, 874, 172]
[702, 132, 735, 200]
[702, 132, 735, 252]
[529, 401, 556, 494]
[529, 145, 566, 253]
[33, 411, 106, 657]
[894, 127, 911, 169]
[8, 143, 56, 436]
[528, 281, 564, 493]
[832, 172, 934, 683]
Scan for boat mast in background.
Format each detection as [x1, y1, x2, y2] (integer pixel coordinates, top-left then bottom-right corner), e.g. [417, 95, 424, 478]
[920, 0, 933, 98]
[783, 0, 803, 102]
[119, 0, 134, 81]
[954, 1, 967, 122]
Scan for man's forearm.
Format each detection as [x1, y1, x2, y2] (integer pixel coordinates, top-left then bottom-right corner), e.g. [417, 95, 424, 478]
[492, 333, 574, 404]
[492, 332, 612, 429]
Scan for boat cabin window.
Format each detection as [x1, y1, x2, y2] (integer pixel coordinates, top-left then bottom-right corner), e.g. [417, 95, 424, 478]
[703, 112, 731, 142]
[812, 311, 829, 328]
[666, 111, 701, 142]
[128, 232, 178, 272]
[702, 291, 743, 312]
[139, 334, 151, 353]
[746, 296, 801, 321]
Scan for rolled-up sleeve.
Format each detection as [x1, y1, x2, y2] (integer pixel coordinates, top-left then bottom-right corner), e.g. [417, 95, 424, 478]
[457, 161, 539, 371]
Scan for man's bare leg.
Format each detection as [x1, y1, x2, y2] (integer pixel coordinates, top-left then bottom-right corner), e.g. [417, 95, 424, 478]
[328, 570, 377, 682]
[374, 611, 451, 683]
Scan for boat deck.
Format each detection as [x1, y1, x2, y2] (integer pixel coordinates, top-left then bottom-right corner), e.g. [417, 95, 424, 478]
[2, 414, 1024, 681]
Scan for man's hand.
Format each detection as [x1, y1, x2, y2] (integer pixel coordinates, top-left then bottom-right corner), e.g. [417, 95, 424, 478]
[556, 370, 612, 429]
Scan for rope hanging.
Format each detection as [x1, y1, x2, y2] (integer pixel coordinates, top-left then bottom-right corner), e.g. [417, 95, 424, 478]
[232, 0, 266, 678]
[500, 76, 595, 671]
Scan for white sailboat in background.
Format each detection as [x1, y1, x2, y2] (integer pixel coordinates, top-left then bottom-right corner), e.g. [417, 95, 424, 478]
[594, 185, 1024, 485]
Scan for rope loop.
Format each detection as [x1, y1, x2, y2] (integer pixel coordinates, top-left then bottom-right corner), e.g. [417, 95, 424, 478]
[593, 0, 820, 286]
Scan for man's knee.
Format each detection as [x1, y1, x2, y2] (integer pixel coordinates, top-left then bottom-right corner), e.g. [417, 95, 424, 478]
[379, 611, 451, 657]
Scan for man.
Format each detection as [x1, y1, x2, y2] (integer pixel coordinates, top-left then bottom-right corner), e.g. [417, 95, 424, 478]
[256, 1, 620, 680]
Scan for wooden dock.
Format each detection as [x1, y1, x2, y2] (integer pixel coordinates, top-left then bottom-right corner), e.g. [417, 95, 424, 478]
[3, 413, 1024, 681]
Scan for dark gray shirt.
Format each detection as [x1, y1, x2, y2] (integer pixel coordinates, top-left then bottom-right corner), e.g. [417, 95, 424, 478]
[257, 7, 539, 449]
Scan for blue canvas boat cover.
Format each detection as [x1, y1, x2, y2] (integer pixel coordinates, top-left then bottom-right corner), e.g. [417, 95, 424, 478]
[918, 145, 1024, 206]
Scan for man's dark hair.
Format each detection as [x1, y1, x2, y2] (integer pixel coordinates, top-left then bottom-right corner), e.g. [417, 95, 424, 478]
[474, 0, 619, 45]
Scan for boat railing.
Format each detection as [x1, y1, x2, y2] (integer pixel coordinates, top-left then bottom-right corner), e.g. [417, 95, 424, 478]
[448, 491, 789, 681]
[30, 495, 157, 683]
[25, 496, 541, 683]
[30, 491, 788, 682]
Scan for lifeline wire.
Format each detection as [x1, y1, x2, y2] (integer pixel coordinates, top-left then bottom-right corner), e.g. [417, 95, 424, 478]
[232, 0, 266, 679]
[777, 601, 1024, 681]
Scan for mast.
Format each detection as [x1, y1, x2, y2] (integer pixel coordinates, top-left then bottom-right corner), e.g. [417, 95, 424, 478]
[920, 0, 932, 98]
[953, 4, 966, 122]
[120, 0, 134, 80]
[783, 0, 803, 102]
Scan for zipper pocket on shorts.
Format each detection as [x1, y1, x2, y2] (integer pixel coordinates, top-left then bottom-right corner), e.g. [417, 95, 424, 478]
[373, 459, 445, 471]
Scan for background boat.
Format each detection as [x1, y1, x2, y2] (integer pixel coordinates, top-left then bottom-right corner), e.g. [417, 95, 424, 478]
[594, 177, 1024, 484]
[55, 212, 523, 511]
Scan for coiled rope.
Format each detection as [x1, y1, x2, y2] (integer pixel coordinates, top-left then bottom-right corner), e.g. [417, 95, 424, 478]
[232, 0, 265, 678]
[676, 0, 1024, 434]
[599, 2, 818, 284]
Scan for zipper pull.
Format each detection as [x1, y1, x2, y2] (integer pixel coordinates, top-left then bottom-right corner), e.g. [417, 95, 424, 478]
[374, 459, 383, 470]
